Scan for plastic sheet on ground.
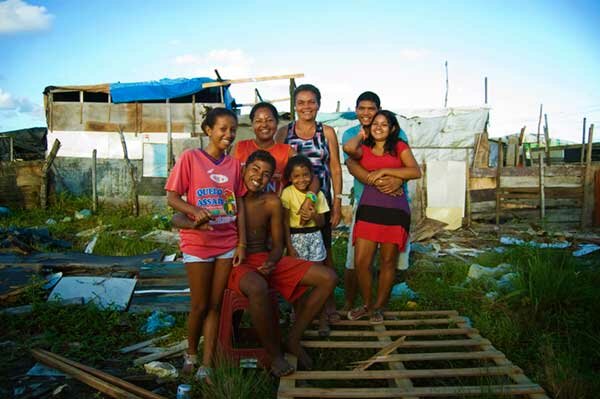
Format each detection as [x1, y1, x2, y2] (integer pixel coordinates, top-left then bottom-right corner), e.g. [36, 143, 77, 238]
[500, 236, 570, 249]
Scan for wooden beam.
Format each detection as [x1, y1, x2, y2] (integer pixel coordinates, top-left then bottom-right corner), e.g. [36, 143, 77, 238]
[583, 124, 595, 227]
[92, 149, 97, 212]
[289, 78, 296, 120]
[353, 336, 406, 371]
[544, 113, 551, 166]
[202, 73, 304, 88]
[118, 127, 139, 216]
[580, 117, 587, 165]
[350, 350, 505, 364]
[166, 99, 173, 171]
[304, 327, 474, 338]
[40, 139, 61, 209]
[495, 139, 503, 224]
[287, 366, 521, 380]
[119, 333, 171, 354]
[301, 338, 491, 349]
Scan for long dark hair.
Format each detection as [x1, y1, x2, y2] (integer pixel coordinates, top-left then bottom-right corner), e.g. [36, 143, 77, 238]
[364, 110, 401, 156]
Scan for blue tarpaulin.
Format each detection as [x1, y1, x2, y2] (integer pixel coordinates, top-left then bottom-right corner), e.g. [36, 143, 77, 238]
[109, 77, 235, 108]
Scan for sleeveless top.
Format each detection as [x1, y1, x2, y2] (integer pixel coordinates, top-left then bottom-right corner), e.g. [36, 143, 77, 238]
[284, 122, 332, 203]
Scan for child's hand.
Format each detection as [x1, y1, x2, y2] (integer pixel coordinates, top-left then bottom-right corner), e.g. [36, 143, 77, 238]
[232, 245, 245, 267]
[298, 203, 316, 225]
[191, 207, 215, 226]
[257, 260, 276, 276]
[366, 169, 386, 185]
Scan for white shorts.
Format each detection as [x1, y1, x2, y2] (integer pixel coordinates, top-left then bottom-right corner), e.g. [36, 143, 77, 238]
[182, 248, 236, 263]
[291, 230, 326, 262]
[345, 202, 411, 270]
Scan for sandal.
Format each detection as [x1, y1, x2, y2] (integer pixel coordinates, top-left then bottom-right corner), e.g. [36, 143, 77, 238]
[182, 352, 198, 375]
[369, 309, 384, 325]
[347, 306, 369, 321]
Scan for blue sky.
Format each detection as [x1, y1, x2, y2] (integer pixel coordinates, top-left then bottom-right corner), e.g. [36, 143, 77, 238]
[1, 0, 599, 142]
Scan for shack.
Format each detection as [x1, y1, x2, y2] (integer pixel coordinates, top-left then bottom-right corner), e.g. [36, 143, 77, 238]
[43, 77, 235, 209]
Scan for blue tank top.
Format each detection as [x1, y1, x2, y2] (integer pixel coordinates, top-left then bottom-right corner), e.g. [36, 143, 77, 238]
[285, 122, 332, 203]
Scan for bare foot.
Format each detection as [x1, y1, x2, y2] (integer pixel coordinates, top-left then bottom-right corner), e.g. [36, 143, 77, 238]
[270, 356, 295, 377]
[285, 339, 313, 370]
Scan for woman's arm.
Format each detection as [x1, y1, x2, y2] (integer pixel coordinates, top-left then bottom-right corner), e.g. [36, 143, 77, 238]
[166, 191, 214, 225]
[365, 147, 422, 184]
[282, 207, 299, 258]
[324, 125, 343, 227]
[274, 125, 287, 144]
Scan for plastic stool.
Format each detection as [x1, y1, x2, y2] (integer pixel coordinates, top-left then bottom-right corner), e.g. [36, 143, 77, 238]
[218, 288, 279, 368]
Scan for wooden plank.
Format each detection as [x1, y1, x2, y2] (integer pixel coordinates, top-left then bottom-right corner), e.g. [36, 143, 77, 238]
[119, 334, 171, 354]
[304, 327, 476, 338]
[350, 350, 506, 364]
[301, 338, 491, 349]
[495, 139, 503, 224]
[33, 349, 166, 399]
[285, 365, 521, 380]
[311, 316, 465, 327]
[583, 124, 595, 227]
[31, 349, 144, 399]
[353, 336, 406, 371]
[373, 324, 415, 399]
[202, 73, 305, 88]
[118, 127, 139, 216]
[456, 319, 550, 399]
[40, 139, 61, 209]
[133, 339, 188, 366]
[277, 384, 545, 398]
[92, 149, 97, 212]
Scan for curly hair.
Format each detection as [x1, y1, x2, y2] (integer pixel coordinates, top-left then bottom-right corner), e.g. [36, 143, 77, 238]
[284, 155, 314, 181]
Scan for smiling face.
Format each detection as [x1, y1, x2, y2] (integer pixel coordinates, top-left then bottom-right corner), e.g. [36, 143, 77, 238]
[252, 106, 278, 143]
[369, 114, 391, 142]
[244, 159, 274, 193]
[205, 115, 237, 152]
[290, 165, 312, 192]
[356, 100, 379, 127]
[294, 90, 319, 122]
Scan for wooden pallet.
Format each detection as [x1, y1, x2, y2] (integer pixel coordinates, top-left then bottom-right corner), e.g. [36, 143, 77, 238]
[277, 310, 548, 398]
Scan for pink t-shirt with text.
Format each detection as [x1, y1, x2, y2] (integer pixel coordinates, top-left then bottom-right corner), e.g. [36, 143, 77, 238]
[165, 149, 245, 258]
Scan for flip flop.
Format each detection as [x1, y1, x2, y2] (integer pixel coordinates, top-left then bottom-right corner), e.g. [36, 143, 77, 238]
[326, 310, 342, 324]
[195, 365, 212, 382]
[347, 306, 369, 321]
[270, 363, 295, 378]
[182, 352, 198, 375]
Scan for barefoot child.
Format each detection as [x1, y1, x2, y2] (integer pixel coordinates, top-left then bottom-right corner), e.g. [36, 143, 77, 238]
[165, 107, 246, 380]
[342, 110, 421, 324]
[174, 150, 337, 374]
[281, 155, 329, 263]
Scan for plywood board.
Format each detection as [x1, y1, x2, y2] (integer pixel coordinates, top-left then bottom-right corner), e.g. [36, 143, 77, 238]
[48, 276, 137, 310]
[426, 161, 466, 230]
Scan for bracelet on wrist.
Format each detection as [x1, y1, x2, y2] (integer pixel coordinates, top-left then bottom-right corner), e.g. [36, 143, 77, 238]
[237, 242, 246, 248]
[305, 191, 318, 203]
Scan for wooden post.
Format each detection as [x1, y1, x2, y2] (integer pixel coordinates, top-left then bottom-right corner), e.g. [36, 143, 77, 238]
[79, 90, 84, 125]
[336, 100, 340, 112]
[582, 124, 595, 227]
[9, 137, 14, 161]
[484, 76, 488, 104]
[107, 94, 111, 122]
[191, 94, 196, 136]
[581, 117, 587, 165]
[48, 92, 54, 132]
[465, 148, 471, 227]
[40, 139, 61, 209]
[118, 128, 139, 216]
[495, 140, 503, 224]
[536, 104, 543, 159]
[517, 126, 526, 166]
[289, 78, 296, 120]
[92, 149, 98, 212]
[544, 113, 551, 166]
[539, 152, 545, 219]
[444, 60, 449, 108]
[166, 99, 173, 171]
[420, 160, 427, 221]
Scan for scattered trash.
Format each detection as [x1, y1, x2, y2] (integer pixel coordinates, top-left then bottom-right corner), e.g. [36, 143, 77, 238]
[27, 362, 67, 377]
[0, 206, 10, 217]
[493, 247, 506, 253]
[143, 361, 178, 378]
[463, 316, 473, 328]
[334, 286, 344, 298]
[391, 282, 418, 299]
[573, 244, 600, 257]
[163, 253, 176, 262]
[397, 242, 411, 270]
[0, 226, 71, 252]
[52, 384, 68, 396]
[84, 234, 98, 254]
[142, 310, 175, 333]
[45, 218, 57, 225]
[61, 216, 72, 223]
[141, 230, 179, 246]
[500, 236, 570, 249]
[497, 272, 518, 290]
[467, 263, 511, 280]
[485, 291, 499, 300]
[405, 300, 418, 309]
[76, 225, 109, 237]
[240, 357, 258, 368]
[74, 209, 92, 220]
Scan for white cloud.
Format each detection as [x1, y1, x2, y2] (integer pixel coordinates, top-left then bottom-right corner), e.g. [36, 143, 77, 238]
[0, 88, 43, 117]
[171, 48, 255, 80]
[0, 0, 53, 34]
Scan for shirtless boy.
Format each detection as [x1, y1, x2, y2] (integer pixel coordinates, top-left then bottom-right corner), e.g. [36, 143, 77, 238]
[173, 150, 337, 376]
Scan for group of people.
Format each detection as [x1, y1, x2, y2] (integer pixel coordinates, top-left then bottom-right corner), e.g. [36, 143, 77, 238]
[164, 84, 421, 380]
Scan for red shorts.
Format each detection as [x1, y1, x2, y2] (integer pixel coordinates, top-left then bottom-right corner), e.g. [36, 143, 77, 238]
[228, 252, 312, 303]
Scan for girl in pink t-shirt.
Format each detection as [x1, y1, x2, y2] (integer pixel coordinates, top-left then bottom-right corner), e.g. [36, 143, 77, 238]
[165, 108, 246, 380]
